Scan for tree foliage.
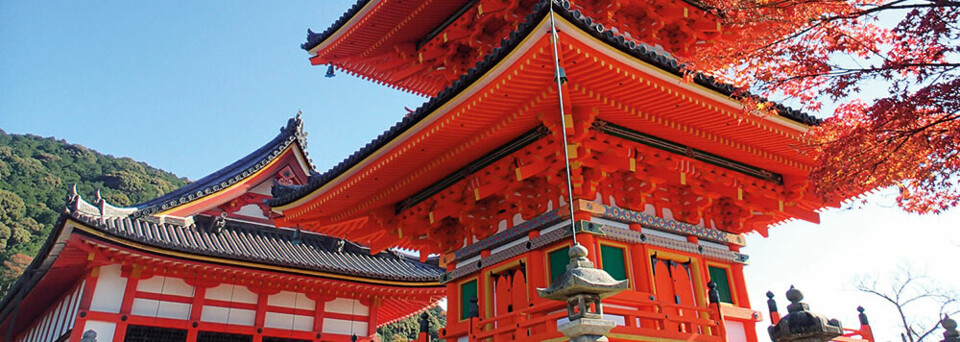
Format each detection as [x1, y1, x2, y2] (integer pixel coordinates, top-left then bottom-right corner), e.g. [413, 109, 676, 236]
[377, 306, 447, 342]
[0, 130, 188, 290]
[686, 0, 959, 213]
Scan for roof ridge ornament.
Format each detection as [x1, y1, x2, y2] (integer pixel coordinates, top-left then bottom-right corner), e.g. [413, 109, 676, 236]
[63, 186, 136, 218]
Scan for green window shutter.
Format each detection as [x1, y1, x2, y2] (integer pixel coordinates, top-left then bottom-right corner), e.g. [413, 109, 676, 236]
[460, 280, 478, 320]
[548, 247, 570, 283]
[600, 245, 628, 281]
[708, 266, 734, 304]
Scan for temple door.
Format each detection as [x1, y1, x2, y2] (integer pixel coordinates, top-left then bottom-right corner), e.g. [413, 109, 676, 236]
[491, 267, 528, 341]
[674, 261, 699, 333]
[652, 257, 680, 332]
[651, 256, 699, 333]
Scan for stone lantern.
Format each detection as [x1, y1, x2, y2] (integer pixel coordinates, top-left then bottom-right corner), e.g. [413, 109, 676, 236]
[537, 244, 629, 342]
[942, 315, 959, 342]
[768, 286, 843, 342]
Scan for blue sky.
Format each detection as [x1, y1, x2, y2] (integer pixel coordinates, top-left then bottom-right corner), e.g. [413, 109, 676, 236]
[2, 2, 957, 340]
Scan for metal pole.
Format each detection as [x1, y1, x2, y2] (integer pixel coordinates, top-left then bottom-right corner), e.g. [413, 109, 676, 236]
[547, 1, 579, 246]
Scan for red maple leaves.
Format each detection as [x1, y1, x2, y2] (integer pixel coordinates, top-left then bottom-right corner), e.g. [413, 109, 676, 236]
[684, 0, 960, 213]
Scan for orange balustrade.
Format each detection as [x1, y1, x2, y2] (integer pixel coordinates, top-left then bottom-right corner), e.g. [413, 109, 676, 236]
[448, 289, 733, 342]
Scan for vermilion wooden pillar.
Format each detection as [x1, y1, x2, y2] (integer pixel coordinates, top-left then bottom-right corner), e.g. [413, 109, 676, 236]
[68, 266, 100, 342]
[113, 267, 141, 342]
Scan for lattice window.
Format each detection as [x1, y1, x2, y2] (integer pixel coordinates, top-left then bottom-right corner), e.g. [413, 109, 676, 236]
[548, 246, 570, 282]
[196, 331, 254, 342]
[459, 279, 478, 321]
[600, 245, 628, 281]
[123, 325, 188, 342]
[708, 266, 734, 304]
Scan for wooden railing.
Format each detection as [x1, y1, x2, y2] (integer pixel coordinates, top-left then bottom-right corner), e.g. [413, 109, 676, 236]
[458, 290, 728, 342]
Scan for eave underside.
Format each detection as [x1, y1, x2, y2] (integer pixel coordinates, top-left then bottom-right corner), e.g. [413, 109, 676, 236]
[276, 18, 823, 253]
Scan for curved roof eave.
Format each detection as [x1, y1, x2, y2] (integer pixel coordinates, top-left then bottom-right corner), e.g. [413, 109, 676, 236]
[133, 114, 314, 217]
[276, 0, 820, 209]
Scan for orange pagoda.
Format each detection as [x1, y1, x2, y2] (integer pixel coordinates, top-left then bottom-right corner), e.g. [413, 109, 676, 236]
[273, 1, 876, 342]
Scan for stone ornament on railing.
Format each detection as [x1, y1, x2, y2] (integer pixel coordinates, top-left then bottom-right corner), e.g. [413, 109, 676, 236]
[767, 286, 844, 342]
[80, 330, 97, 342]
[537, 244, 629, 342]
[942, 315, 959, 342]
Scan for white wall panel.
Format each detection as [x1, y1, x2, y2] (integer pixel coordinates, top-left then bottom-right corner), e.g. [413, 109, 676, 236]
[200, 306, 230, 324]
[324, 298, 368, 316]
[725, 321, 748, 342]
[130, 298, 191, 320]
[205, 284, 258, 304]
[321, 318, 368, 335]
[137, 275, 194, 297]
[236, 204, 266, 219]
[200, 306, 256, 326]
[264, 312, 314, 331]
[90, 265, 126, 313]
[82, 321, 116, 342]
[268, 291, 315, 310]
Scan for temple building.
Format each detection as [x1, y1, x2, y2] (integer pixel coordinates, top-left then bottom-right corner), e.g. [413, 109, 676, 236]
[0, 115, 445, 342]
[1, 1, 883, 342]
[271, 0, 875, 342]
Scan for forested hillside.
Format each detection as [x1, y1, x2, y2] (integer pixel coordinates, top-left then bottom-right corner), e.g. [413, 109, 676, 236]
[0, 130, 189, 290]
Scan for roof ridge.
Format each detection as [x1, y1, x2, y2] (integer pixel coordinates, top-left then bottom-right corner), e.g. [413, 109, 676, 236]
[64, 210, 444, 282]
[302, 0, 372, 51]
[64, 184, 138, 218]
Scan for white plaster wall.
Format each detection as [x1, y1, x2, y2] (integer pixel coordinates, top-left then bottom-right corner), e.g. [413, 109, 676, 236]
[589, 217, 630, 229]
[662, 208, 675, 221]
[82, 321, 116, 342]
[539, 221, 567, 235]
[200, 306, 256, 326]
[324, 298, 368, 316]
[264, 312, 314, 331]
[700, 240, 731, 251]
[643, 204, 656, 216]
[90, 265, 126, 313]
[604, 314, 626, 326]
[268, 291, 315, 310]
[512, 213, 525, 226]
[725, 321, 748, 342]
[130, 298, 191, 320]
[205, 284, 258, 304]
[491, 236, 529, 254]
[250, 180, 274, 196]
[137, 275, 194, 297]
[321, 318, 368, 335]
[643, 228, 688, 242]
[236, 204, 266, 219]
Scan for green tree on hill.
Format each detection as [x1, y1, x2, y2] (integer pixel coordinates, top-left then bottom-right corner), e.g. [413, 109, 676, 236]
[0, 130, 188, 290]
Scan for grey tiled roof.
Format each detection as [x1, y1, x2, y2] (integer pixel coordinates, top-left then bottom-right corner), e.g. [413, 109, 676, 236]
[279, 0, 820, 207]
[67, 210, 443, 283]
